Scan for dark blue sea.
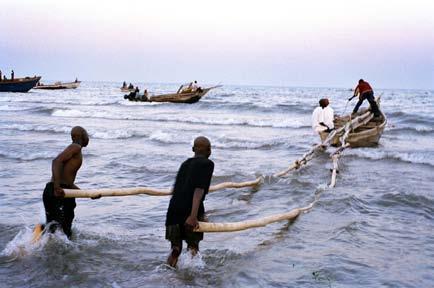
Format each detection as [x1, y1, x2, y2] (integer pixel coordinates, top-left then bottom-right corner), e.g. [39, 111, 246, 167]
[0, 82, 433, 287]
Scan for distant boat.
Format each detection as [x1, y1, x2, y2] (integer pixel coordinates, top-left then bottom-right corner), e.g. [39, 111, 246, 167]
[0, 76, 41, 92]
[34, 80, 81, 90]
[125, 85, 221, 104]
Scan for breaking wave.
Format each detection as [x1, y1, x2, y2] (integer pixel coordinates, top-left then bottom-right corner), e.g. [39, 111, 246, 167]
[345, 149, 434, 167]
[51, 108, 309, 129]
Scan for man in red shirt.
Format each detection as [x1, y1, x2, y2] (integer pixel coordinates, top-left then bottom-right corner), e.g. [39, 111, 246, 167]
[349, 79, 381, 117]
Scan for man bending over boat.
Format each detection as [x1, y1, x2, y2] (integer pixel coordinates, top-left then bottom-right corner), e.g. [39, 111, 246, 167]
[42, 126, 92, 239]
[165, 136, 214, 267]
[312, 98, 334, 142]
[349, 79, 381, 117]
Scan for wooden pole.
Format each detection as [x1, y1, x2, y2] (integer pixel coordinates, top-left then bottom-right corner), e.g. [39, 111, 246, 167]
[64, 177, 263, 198]
[195, 202, 314, 233]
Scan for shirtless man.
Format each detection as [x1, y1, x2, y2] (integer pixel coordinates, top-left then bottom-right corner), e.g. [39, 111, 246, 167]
[42, 126, 89, 238]
[165, 136, 214, 267]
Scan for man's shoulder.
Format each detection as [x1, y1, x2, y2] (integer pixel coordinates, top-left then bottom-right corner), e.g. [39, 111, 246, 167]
[313, 107, 322, 114]
[65, 143, 82, 154]
[191, 157, 214, 168]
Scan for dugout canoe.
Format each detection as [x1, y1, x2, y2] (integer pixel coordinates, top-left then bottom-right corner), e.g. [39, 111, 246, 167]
[332, 100, 387, 147]
[125, 85, 221, 104]
[0, 76, 41, 92]
[34, 81, 81, 90]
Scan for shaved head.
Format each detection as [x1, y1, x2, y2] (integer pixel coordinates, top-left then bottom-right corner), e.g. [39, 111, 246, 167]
[319, 98, 329, 108]
[193, 136, 211, 158]
[71, 126, 89, 147]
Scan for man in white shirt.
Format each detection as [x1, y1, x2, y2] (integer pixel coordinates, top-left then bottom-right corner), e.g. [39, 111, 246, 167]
[312, 98, 334, 142]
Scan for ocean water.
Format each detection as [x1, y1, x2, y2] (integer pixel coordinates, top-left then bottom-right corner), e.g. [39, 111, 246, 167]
[0, 82, 433, 288]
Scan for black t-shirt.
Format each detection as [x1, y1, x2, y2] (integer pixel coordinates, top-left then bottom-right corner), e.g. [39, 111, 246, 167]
[165, 156, 214, 226]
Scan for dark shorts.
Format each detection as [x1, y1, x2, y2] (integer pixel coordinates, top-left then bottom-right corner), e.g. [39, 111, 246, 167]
[165, 224, 203, 247]
[42, 182, 76, 238]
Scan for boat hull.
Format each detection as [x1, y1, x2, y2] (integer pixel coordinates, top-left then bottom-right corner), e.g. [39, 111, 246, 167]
[126, 88, 212, 104]
[34, 81, 81, 90]
[0, 76, 41, 92]
[332, 103, 387, 148]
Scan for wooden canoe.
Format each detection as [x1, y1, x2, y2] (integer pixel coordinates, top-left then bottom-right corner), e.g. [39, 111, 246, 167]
[34, 81, 81, 90]
[0, 76, 41, 92]
[126, 85, 221, 104]
[332, 100, 387, 147]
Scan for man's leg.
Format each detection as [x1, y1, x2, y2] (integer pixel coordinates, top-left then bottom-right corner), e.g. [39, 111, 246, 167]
[365, 92, 381, 117]
[352, 97, 364, 114]
[185, 229, 203, 257]
[42, 183, 62, 234]
[186, 241, 199, 256]
[62, 199, 76, 239]
[166, 225, 183, 267]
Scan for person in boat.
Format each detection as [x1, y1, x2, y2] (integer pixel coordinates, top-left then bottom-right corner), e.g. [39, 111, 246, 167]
[349, 79, 381, 117]
[180, 82, 193, 93]
[42, 126, 95, 239]
[191, 81, 203, 93]
[11, 70, 14, 80]
[134, 87, 140, 100]
[128, 83, 134, 89]
[0, 70, 2, 82]
[165, 136, 214, 267]
[122, 81, 127, 88]
[75, 78, 78, 83]
[312, 98, 335, 142]
[141, 89, 149, 101]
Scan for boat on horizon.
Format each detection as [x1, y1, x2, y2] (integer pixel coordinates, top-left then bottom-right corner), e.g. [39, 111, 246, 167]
[34, 80, 81, 90]
[0, 76, 41, 92]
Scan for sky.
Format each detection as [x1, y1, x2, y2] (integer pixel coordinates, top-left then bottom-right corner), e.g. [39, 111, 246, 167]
[0, 0, 433, 89]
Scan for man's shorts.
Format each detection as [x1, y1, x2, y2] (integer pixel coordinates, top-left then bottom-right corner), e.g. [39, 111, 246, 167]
[165, 224, 203, 247]
[42, 182, 76, 238]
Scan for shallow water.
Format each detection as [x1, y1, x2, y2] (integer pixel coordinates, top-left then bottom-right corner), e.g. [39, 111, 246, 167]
[0, 82, 433, 287]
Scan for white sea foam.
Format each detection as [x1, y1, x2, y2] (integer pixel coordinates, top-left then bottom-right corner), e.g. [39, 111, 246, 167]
[346, 149, 434, 167]
[0, 105, 34, 111]
[0, 225, 69, 258]
[0, 150, 55, 161]
[176, 250, 206, 270]
[51, 108, 307, 129]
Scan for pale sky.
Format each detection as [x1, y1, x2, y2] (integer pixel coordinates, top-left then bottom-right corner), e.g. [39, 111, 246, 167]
[1, 0, 433, 89]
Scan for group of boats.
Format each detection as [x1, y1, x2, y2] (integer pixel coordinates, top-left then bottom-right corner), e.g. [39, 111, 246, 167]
[0, 75, 217, 105]
[0, 74, 386, 146]
[0, 76, 81, 92]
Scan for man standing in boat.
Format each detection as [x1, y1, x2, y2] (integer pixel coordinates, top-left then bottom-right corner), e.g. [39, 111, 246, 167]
[42, 126, 93, 238]
[165, 136, 214, 267]
[0, 70, 2, 82]
[349, 79, 381, 117]
[11, 70, 14, 80]
[192, 80, 203, 93]
[312, 98, 334, 142]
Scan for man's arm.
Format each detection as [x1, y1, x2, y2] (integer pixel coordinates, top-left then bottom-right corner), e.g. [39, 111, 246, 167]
[52, 144, 81, 198]
[349, 86, 359, 101]
[185, 188, 205, 230]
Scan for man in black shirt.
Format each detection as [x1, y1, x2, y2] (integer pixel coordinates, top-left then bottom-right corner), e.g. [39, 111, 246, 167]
[165, 136, 214, 267]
